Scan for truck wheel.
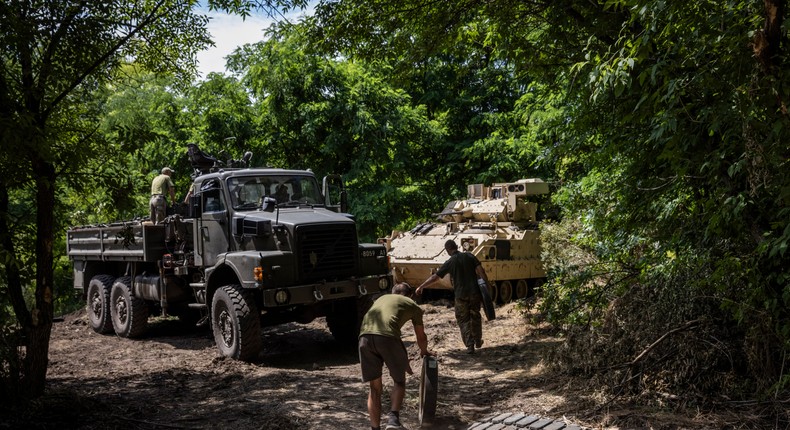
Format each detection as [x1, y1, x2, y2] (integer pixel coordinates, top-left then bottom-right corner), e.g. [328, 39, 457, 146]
[86, 275, 115, 334]
[211, 285, 261, 361]
[327, 296, 370, 344]
[110, 277, 149, 338]
[498, 280, 513, 304]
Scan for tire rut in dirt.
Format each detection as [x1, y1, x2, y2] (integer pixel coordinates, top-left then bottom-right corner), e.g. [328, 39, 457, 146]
[211, 284, 261, 361]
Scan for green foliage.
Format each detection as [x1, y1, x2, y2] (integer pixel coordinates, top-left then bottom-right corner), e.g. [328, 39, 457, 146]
[0, 0, 309, 400]
[2, 0, 787, 411]
[227, 24, 452, 240]
[310, 0, 790, 406]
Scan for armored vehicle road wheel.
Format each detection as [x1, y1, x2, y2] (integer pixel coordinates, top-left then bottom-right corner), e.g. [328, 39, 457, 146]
[110, 277, 149, 338]
[86, 275, 115, 334]
[515, 279, 529, 300]
[212, 285, 261, 361]
[419, 355, 439, 425]
[498, 280, 513, 304]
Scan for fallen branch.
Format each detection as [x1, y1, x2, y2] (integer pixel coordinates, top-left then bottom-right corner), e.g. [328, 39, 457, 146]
[629, 319, 702, 367]
[595, 319, 703, 412]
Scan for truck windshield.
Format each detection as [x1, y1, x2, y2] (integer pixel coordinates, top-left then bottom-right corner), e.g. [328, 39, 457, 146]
[227, 175, 324, 211]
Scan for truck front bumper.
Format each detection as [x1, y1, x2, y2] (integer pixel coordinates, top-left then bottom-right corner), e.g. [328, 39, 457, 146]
[259, 275, 391, 308]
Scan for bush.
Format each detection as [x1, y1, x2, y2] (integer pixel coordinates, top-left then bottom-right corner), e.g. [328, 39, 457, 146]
[538, 217, 789, 419]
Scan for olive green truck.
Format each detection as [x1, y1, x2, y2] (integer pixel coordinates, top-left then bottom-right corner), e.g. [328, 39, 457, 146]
[67, 167, 391, 361]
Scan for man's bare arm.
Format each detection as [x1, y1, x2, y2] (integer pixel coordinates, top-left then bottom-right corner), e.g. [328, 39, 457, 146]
[414, 324, 432, 356]
[415, 274, 440, 296]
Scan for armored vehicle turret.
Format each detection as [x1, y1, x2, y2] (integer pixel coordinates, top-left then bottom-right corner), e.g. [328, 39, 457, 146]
[383, 179, 548, 303]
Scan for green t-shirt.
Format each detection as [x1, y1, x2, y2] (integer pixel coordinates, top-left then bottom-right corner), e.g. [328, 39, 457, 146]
[151, 174, 174, 196]
[359, 294, 424, 339]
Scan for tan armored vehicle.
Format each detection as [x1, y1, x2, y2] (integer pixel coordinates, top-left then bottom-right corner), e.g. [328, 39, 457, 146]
[383, 179, 548, 303]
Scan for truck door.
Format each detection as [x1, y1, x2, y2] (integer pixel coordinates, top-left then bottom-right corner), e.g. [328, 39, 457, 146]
[195, 180, 231, 267]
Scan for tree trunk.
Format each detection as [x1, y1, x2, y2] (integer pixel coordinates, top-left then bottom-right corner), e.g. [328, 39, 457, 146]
[22, 156, 57, 398]
[0, 182, 29, 326]
[754, 0, 785, 70]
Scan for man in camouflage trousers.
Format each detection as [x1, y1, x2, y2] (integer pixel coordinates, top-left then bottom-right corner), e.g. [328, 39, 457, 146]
[416, 239, 491, 354]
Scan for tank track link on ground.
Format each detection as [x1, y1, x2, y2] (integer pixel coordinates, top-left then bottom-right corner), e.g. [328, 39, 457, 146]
[468, 412, 587, 430]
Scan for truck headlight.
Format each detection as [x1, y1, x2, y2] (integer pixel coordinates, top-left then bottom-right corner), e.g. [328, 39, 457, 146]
[274, 289, 290, 305]
[378, 276, 390, 291]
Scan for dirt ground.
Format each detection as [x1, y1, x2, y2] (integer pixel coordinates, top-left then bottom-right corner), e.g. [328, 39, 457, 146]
[8, 297, 746, 430]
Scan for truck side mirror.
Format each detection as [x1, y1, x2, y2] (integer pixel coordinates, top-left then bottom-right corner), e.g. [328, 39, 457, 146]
[322, 174, 345, 213]
[340, 189, 348, 213]
[261, 196, 277, 213]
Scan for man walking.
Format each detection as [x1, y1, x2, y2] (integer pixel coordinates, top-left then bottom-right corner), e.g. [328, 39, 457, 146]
[416, 239, 491, 354]
[150, 167, 175, 224]
[359, 283, 432, 430]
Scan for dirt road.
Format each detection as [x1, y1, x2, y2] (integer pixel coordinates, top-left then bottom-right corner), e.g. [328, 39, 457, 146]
[29, 298, 585, 430]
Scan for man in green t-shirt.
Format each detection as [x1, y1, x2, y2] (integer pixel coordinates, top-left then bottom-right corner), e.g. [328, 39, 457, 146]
[149, 167, 176, 224]
[359, 283, 431, 430]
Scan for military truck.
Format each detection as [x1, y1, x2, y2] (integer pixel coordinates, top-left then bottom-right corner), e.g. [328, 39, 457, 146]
[67, 157, 391, 361]
[383, 179, 548, 303]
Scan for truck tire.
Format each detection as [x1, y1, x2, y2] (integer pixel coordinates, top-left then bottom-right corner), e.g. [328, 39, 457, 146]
[110, 277, 149, 338]
[86, 275, 115, 334]
[326, 296, 371, 345]
[211, 285, 261, 361]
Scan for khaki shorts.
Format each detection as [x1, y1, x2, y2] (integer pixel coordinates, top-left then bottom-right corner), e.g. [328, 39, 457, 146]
[359, 334, 410, 384]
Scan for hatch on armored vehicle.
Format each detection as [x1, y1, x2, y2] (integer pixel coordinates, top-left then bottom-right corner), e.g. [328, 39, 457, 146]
[383, 179, 548, 303]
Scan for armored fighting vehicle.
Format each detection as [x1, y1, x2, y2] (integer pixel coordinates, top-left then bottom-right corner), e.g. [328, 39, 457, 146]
[67, 149, 391, 361]
[383, 179, 548, 303]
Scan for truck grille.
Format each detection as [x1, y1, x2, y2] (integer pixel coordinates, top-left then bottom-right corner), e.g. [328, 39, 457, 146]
[296, 224, 358, 282]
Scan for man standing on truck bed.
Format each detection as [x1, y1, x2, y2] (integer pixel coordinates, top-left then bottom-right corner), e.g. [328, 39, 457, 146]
[416, 239, 491, 354]
[150, 167, 175, 224]
[359, 283, 431, 430]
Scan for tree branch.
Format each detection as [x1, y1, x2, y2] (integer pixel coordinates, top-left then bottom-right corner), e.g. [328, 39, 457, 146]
[43, 0, 171, 118]
[630, 319, 702, 366]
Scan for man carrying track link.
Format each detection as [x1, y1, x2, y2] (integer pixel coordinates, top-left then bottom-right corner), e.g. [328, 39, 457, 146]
[359, 282, 433, 430]
[416, 239, 492, 354]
